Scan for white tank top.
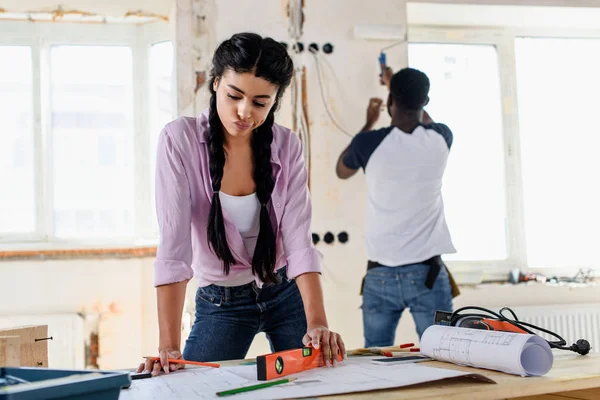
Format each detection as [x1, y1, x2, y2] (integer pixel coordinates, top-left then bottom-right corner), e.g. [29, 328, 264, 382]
[217, 192, 260, 286]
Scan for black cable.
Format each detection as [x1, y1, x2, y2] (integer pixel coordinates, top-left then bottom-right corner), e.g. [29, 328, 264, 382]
[451, 306, 566, 346]
[310, 53, 354, 138]
[450, 306, 591, 355]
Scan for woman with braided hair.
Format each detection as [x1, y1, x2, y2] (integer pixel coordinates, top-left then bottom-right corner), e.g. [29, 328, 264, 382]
[138, 32, 345, 377]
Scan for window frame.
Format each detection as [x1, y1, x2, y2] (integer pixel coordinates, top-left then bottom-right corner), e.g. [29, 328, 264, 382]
[408, 25, 600, 280]
[0, 21, 171, 251]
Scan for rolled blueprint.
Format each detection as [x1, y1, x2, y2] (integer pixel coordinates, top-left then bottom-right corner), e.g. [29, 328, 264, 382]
[420, 325, 553, 376]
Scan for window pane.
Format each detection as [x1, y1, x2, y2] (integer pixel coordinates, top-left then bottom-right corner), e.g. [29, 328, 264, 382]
[50, 45, 134, 239]
[0, 46, 35, 235]
[149, 41, 174, 235]
[515, 38, 600, 268]
[409, 43, 507, 261]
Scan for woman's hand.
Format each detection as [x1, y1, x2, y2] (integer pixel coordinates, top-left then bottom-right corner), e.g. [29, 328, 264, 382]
[136, 348, 185, 377]
[303, 326, 346, 367]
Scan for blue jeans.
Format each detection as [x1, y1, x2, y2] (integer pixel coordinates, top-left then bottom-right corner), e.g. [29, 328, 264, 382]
[183, 267, 307, 362]
[362, 262, 453, 347]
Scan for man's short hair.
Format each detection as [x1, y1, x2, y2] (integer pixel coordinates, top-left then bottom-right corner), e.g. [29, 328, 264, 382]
[390, 68, 430, 110]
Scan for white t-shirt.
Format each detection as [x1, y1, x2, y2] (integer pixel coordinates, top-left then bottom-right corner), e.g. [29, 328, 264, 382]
[343, 124, 456, 266]
[217, 192, 260, 286]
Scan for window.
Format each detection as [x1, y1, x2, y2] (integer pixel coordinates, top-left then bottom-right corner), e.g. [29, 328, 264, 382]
[515, 37, 600, 269]
[408, 43, 508, 261]
[148, 41, 175, 234]
[0, 46, 35, 236]
[50, 45, 135, 239]
[0, 22, 172, 248]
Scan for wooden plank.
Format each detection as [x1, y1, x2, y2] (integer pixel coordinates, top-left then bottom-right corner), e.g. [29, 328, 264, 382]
[0, 325, 49, 367]
[542, 388, 600, 400]
[514, 388, 600, 400]
[0, 336, 20, 367]
[559, 388, 600, 400]
[510, 395, 573, 400]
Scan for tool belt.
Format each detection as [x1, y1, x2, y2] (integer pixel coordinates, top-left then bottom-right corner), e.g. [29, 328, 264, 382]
[360, 255, 460, 298]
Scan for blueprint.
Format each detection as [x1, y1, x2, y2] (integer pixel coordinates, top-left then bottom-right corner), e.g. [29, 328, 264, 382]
[420, 325, 553, 376]
[119, 357, 493, 400]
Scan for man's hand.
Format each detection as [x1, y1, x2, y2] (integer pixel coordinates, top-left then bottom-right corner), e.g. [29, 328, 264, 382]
[365, 98, 383, 131]
[380, 66, 393, 88]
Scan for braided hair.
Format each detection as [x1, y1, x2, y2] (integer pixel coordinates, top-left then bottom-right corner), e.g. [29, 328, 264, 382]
[207, 32, 293, 283]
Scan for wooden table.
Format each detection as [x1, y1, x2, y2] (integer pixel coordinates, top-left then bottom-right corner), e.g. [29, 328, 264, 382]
[219, 353, 600, 400]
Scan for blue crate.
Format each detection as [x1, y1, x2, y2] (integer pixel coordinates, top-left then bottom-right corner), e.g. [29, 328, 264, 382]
[0, 367, 131, 400]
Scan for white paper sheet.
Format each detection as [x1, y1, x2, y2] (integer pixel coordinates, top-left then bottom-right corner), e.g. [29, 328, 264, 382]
[119, 358, 493, 400]
[420, 325, 553, 376]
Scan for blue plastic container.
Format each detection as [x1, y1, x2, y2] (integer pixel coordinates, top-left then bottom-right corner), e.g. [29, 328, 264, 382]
[0, 367, 131, 400]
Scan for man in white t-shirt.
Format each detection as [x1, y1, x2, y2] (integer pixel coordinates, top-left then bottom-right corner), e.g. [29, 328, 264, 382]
[335, 67, 456, 346]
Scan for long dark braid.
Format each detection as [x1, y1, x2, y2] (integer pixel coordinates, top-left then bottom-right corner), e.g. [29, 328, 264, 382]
[251, 108, 277, 282]
[206, 32, 293, 282]
[207, 90, 236, 274]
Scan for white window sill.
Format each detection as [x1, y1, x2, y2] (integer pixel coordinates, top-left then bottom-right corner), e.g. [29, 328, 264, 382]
[0, 238, 159, 259]
[447, 261, 598, 287]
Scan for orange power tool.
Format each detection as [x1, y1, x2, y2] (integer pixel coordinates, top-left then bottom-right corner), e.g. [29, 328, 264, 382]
[434, 310, 527, 333]
[256, 346, 343, 381]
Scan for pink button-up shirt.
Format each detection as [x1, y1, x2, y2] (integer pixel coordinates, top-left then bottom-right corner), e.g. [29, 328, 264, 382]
[154, 109, 321, 287]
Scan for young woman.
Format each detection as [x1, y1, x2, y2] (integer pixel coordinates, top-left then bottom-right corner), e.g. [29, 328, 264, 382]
[138, 32, 345, 376]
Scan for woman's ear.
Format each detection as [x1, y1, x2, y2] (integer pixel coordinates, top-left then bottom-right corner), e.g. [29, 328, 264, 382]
[213, 77, 220, 92]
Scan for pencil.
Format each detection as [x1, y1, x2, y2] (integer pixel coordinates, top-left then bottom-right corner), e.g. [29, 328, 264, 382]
[393, 348, 420, 353]
[143, 356, 220, 368]
[216, 377, 297, 397]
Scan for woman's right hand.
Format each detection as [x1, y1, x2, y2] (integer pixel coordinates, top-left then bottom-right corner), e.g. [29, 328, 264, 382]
[136, 348, 185, 377]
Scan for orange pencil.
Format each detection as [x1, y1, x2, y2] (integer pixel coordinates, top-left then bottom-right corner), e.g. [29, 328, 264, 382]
[393, 348, 420, 353]
[144, 356, 220, 368]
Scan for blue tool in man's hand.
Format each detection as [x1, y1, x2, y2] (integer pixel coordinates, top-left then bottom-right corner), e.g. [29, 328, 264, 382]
[378, 52, 387, 77]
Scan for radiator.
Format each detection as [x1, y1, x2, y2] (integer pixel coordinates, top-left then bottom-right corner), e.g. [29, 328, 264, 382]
[495, 303, 600, 354]
[0, 313, 85, 369]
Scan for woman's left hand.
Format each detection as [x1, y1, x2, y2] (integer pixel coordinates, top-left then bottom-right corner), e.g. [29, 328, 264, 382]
[302, 326, 346, 367]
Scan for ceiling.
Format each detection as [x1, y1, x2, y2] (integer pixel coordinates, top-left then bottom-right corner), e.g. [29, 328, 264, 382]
[0, 0, 174, 18]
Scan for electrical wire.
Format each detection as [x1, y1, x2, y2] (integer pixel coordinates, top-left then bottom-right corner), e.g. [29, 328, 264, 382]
[290, 64, 311, 175]
[310, 52, 354, 138]
[450, 306, 591, 355]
